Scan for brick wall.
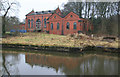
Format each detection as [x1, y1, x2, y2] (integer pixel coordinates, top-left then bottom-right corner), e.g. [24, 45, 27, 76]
[24, 8, 93, 35]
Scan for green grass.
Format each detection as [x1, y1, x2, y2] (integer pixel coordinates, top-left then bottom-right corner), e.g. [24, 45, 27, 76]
[6, 31, 11, 34]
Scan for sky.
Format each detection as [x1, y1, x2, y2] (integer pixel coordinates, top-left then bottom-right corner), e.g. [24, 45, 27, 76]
[2, 0, 118, 22]
[18, 0, 68, 22]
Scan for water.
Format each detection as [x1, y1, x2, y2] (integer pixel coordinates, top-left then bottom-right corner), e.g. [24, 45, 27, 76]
[0, 50, 119, 75]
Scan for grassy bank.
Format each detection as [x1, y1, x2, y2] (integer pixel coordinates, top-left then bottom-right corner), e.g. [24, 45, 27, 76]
[2, 33, 74, 47]
[2, 32, 119, 49]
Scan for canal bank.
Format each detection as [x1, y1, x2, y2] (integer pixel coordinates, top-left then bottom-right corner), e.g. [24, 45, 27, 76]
[1, 43, 119, 53]
[1, 33, 119, 53]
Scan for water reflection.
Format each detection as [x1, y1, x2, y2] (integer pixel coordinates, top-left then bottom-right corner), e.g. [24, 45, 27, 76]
[25, 53, 119, 75]
[2, 52, 20, 75]
[1, 51, 119, 75]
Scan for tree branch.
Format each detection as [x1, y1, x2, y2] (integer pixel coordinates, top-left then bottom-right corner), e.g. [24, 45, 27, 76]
[3, 2, 16, 17]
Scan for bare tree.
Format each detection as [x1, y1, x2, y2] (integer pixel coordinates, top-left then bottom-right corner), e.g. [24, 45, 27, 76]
[1, 0, 20, 34]
[5, 16, 20, 32]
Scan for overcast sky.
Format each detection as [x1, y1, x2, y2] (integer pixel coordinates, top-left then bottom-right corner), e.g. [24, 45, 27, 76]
[3, 0, 117, 22]
[18, 0, 68, 22]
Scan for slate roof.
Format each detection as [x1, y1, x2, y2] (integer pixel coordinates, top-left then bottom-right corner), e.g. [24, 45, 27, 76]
[27, 9, 83, 20]
[47, 11, 82, 20]
[28, 10, 54, 16]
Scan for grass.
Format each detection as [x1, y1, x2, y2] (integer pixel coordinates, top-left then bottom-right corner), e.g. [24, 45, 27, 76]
[6, 31, 11, 34]
[1, 32, 119, 48]
[2, 32, 75, 47]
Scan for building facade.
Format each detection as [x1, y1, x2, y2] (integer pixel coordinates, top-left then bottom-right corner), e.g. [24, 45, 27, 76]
[24, 7, 93, 35]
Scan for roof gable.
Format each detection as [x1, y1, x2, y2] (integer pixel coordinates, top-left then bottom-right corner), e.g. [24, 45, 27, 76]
[54, 7, 61, 15]
[26, 10, 34, 16]
[47, 13, 62, 20]
[64, 12, 79, 20]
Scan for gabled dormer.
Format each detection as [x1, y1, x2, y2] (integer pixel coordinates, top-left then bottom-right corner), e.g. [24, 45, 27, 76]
[54, 7, 62, 16]
[26, 9, 34, 16]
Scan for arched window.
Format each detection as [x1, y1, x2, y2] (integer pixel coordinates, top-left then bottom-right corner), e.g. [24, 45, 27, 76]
[51, 23, 53, 30]
[44, 18, 46, 28]
[31, 19, 33, 28]
[36, 19, 41, 29]
[57, 23, 59, 30]
[28, 19, 30, 28]
[73, 22, 77, 29]
[66, 22, 69, 29]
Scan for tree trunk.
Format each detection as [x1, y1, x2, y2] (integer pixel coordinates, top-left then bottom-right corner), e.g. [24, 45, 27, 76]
[2, 5, 11, 34]
[88, 3, 90, 18]
[2, 16, 6, 34]
[91, 3, 95, 25]
[84, 2, 87, 18]
[78, 2, 82, 18]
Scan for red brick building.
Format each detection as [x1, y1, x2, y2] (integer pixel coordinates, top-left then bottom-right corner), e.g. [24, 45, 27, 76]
[24, 7, 93, 35]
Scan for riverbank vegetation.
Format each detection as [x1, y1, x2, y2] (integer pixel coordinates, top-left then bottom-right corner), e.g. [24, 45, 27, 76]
[2, 32, 119, 48]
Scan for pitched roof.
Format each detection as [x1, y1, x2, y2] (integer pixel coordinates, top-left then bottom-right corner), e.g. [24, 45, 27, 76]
[26, 10, 34, 16]
[47, 11, 81, 20]
[28, 10, 54, 16]
[26, 7, 84, 20]
[54, 7, 61, 13]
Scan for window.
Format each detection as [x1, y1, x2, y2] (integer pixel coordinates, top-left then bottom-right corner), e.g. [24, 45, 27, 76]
[51, 23, 53, 30]
[57, 23, 59, 30]
[70, 15, 73, 17]
[36, 19, 41, 28]
[28, 19, 30, 28]
[31, 19, 33, 28]
[78, 20, 82, 22]
[54, 16, 56, 18]
[66, 22, 69, 29]
[44, 18, 46, 28]
[73, 22, 77, 29]
[42, 11, 44, 13]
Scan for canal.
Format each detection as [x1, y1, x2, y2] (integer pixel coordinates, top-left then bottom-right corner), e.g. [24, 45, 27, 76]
[0, 50, 119, 75]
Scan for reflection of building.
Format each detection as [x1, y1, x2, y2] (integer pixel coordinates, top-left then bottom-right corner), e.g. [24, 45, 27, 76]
[22, 7, 93, 35]
[25, 53, 92, 74]
[25, 54, 80, 70]
[25, 53, 119, 75]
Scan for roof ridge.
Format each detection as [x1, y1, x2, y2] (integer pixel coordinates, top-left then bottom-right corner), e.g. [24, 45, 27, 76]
[28, 10, 55, 16]
[36, 10, 54, 12]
